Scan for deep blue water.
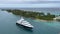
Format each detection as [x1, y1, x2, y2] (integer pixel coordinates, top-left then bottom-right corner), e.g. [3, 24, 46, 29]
[0, 10, 60, 34]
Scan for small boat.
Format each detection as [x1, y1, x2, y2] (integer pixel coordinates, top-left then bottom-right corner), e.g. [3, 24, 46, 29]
[16, 17, 34, 29]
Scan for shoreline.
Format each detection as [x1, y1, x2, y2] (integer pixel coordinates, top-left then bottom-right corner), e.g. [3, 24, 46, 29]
[31, 18, 54, 22]
[6, 9, 55, 21]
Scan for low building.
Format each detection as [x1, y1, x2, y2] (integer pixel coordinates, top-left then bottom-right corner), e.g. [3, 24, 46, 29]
[53, 16, 60, 21]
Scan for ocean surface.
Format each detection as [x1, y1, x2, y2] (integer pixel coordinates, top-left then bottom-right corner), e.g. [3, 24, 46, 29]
[0, 9, 60, 34]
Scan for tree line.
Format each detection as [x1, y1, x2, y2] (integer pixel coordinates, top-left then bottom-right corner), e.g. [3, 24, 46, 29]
[6, 9, 55, 20]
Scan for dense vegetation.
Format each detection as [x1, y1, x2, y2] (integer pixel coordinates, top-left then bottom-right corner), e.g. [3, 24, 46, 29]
[6, 9, 55, 20]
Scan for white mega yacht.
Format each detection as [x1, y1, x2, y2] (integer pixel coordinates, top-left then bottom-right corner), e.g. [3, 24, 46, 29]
[16, 17, 34, 29]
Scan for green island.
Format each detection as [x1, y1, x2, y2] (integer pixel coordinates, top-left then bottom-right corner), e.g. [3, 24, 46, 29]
[6, 9, 55, 20]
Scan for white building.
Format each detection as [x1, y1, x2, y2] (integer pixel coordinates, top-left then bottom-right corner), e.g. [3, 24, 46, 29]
[53, 16, 60, 21]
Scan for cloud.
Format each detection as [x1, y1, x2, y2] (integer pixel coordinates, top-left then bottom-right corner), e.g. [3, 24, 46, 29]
[0, 0, 60, 8]
[0, 0, 60, 4]
[0, 3, 60, 8]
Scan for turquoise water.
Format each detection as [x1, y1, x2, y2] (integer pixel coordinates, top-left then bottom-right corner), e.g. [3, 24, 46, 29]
[0, 10, 60, 34]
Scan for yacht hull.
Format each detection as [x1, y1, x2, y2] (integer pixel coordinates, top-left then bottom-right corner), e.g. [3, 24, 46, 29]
[16, 23, 33, 29]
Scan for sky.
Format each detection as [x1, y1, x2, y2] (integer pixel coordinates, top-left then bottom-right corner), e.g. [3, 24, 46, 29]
[0, 0, 60, 4]
[0, 0, 60, 8]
